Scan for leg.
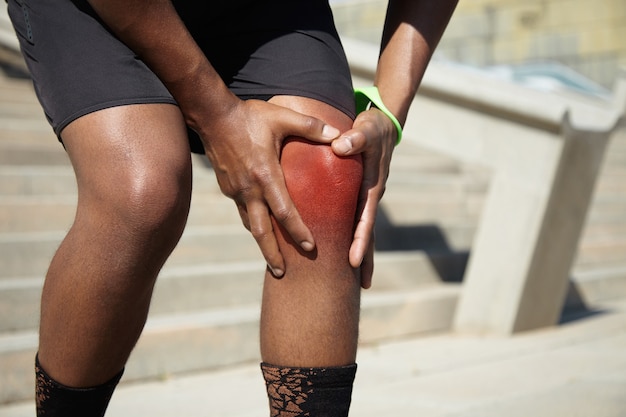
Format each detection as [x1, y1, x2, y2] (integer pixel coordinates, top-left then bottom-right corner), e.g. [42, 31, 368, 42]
[36, 104, 192, 414]
[260, 96, 362, 416]
[261, 96, 362, 366]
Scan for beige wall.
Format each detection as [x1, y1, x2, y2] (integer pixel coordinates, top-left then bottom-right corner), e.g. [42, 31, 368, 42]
[331, 0, 387, 44]
[331, 0, 626, 88]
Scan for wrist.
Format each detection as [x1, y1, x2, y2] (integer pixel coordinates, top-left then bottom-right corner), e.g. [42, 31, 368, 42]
[354, 86, 403, 144]
[169, 65, 240, 134]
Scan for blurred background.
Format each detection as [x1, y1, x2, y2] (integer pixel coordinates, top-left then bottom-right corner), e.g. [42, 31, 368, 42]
[332, 0, 625, 91]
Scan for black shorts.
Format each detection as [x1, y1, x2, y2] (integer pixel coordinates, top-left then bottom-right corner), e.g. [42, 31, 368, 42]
[7, 0, 355, 153]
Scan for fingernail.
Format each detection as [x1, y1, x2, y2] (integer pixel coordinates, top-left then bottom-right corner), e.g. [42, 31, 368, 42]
[300, 240, 315, 251]
[334, 136, 353, 154]
[322, 125, 340, 139]
[270, 266, 284, 278]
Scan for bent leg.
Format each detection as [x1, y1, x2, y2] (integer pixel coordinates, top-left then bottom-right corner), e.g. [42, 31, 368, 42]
[260, 96, 362, 367]
[259, 96, 362, 417]
[38, 103, 192, 389]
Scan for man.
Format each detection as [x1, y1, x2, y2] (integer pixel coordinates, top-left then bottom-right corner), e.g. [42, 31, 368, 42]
[8, 0, 457, 415]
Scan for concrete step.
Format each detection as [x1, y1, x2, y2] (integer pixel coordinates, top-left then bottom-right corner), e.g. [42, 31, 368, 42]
[374, 212, 476, 253]
[0, 211, 476, 277]
[0, 188, 487, 233]
[379, 192, 483, 226]
[0, 157, 490, 196]
[0, 223, 260, 278]
[0, 60, 31, 81]
[3, 269, 619, 406]
[599, 133, 626, 157]
[570, 264, 626, 306]
[0, 140, 70, 166]
[0, 260, 266, 334]
[0, 250, 469, 333]
[574, 238, 626, 266]
[0, 59, 623, 408]
[0, 73, 39, 95]
[0, 193, 246, 233]
[0, 166, 76, 196]
[578, 221, 626, 245]
[0, 99, 44, 119]
[0, 126, 58, 147]
[384, 177, 488, 207]
[0, 231, 64, 278]
[601, 148, 626, 167]
[0, 75, 37, 93]
[388, 151, 462, 174]
[585, 207, 626, 225]
[0, 196, 77, 233]
[594, 174, 626, 195]
[588, 193, 626, 206]
[0, 86, 36, 106]
[0, 283, 461, 404]
[603, 153, 626, 168]
[0, 157, 223, 196]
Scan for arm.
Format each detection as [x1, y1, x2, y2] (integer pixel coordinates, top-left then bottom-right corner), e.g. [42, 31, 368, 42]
[87, 0, 233, 126]
[87, 0, 342, 276]
[332, 0, 458, 288]
[376, 0, 458, 125]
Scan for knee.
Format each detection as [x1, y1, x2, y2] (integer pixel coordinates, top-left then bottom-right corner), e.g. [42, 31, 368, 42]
[124, 168, 192, 235]
[80, 162, 192, 245]
[280, 138, 363, 250]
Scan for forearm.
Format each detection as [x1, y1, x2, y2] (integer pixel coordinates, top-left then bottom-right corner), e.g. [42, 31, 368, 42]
[87, 0, 238, 132]
[375, 0, 458, 126]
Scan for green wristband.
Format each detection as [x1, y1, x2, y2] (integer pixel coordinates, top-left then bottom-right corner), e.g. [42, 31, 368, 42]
[354, 86, 402, 145]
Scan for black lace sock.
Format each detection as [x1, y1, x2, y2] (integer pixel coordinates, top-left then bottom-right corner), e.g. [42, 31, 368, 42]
[35, 355, 124, 417]
[261, 362, 357, 417]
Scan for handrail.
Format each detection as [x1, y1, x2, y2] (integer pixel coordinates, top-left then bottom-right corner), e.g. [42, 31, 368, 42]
[342, 36, 623, 335]
[343, 37, 620, 134]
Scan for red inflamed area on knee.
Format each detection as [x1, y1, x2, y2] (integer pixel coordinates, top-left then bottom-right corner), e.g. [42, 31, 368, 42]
[279, 138, 363, 254]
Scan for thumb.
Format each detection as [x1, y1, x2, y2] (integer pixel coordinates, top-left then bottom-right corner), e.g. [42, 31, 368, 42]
[331, 134, 353, 156]
[331, 129, 367, 156]
[279, 107, 340, 142]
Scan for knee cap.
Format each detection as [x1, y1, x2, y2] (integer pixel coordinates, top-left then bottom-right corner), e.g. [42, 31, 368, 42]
[280, 138, 362, 250]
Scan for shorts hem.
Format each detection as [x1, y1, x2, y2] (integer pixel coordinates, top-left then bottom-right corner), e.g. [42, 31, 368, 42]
[234, 89, 356, 121]
[54, 96, 178, 138]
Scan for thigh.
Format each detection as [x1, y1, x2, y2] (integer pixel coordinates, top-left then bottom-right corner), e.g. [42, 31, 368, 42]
[8, 0, 179, 143]
[61, 103, 192, 212]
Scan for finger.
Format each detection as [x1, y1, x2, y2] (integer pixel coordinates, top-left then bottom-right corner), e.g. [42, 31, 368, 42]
[349, 181, 378, 268]
[275, 106, 341, 143]
[246, 199, 285, 278]
[360, 238, 375, 289]
[236, 203, 251, 231]
[263, 172, 316, 253]
[349, 192, 376, 269]
[349, 215, 372, 270]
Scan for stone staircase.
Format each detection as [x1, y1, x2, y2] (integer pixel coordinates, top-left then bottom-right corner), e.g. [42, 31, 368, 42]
[569, 121, 626, 306]
[1, 57, 625, 404]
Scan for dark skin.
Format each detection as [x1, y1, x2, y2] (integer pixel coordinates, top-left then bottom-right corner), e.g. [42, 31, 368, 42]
[37, 0, 458, 389]
[86, 0, 458, 287]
